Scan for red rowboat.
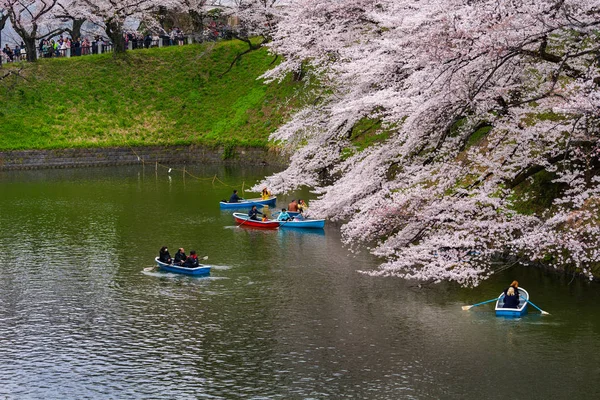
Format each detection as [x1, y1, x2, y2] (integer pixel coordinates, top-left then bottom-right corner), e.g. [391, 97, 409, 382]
[232, 212, 279, 229]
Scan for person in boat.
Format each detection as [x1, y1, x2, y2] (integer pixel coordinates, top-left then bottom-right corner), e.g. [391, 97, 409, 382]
[503, 286, 520, 308]
[159, 246, 172, 264]
[502, 280, 520, 306]
[248, 205, 263, 220]
[261, 187, 271, 200]
[262, 205, 272, 219]
[297, 199, 308, 214]
[174, 248, 187, 266]
[262, 215, 269, 222]
[182, 250, 199, 268]
[277, 208, 292, 221]
[229, 190, 241, 203]
[503, 280, 520, 297]
[288, 199, 299, 212]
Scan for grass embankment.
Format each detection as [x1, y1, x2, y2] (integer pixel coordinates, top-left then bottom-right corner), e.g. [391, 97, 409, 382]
[0, 41, 306, 150]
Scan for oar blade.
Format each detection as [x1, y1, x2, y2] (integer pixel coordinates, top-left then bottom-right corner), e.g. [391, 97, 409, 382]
[461, 305, 472, 311]
[526, 299, 550, 315]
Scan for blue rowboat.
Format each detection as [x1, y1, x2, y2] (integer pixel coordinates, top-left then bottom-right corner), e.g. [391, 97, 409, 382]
[495, 287, 529, 317]
[154, 257, 211, 276]
[219, 196, 277, 209]
[279, 218, 325, 229]
[272, 211, 301, 218]
[272, 211, 325, 229]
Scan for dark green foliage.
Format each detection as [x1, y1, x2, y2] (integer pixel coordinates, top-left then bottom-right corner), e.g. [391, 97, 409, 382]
[341, 117, 390, 160]
[464, 125, 492, 149]
[221, 142, 237, 160]
[510, 170, 565, 216]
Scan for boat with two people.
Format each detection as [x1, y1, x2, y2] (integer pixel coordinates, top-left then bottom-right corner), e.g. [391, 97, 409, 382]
[462, 280, 549, 317]
[233, 212, 280, 229]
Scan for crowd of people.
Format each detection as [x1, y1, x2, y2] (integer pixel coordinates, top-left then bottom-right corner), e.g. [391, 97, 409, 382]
[124, 27, 187, 50]
[2, 43, 26, 62]
[1, 23, 237, 64]
[37, 36, 110, 59]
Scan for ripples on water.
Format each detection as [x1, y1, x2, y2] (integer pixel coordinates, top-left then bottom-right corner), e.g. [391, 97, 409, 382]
[2, 167, 600, 399]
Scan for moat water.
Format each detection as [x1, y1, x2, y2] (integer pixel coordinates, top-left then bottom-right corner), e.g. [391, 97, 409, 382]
[1, 165, 598, 399]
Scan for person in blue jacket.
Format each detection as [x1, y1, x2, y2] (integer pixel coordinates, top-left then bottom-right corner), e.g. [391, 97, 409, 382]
[248, 205, 263, 220]
[229, 190, 241, 203]
[503, 286, 520, 308]
[277, 208, 291, 221]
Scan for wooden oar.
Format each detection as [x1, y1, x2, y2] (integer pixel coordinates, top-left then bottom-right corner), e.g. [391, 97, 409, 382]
[279, 216, 293, 227]
[526, 300, 550, 315]
[462, 297, 498, 311]
[236, 213, 252, 227]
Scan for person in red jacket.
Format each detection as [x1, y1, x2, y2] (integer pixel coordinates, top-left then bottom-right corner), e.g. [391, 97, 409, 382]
[182, 250, 199, 268]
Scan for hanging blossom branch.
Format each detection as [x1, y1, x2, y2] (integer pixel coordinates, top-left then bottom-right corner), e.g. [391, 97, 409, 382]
[252, 0, 600, 286]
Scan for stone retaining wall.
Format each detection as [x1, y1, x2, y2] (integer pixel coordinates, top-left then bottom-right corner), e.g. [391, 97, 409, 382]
[0, 145, 287, 171]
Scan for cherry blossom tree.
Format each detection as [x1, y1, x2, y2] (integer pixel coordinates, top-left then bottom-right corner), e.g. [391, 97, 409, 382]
[256, 0, 600, 285]
[0, 8, 8, 65]
[70, 0, 180, 53]
[1, 0, 62, 62]
[218, 0, 286, 75]
[53, 0, 87, 40]
[176, 0, 210, 39]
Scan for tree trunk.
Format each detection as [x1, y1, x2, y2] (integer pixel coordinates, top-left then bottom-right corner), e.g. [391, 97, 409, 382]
[105, 20, 126, 54]
[69, 19, 85, 41]
[24, 37, 37, 62]
[11, 24, 39, 62]
[189, 10, 205, 42]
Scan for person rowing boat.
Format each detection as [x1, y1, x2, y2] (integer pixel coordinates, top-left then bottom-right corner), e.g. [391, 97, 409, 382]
[248, 205, 263, 220]
[182, 250, 199, 268]
[229, 190, 241, 203]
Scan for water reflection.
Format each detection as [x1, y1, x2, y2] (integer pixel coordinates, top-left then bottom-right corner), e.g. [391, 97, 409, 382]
[1, 166, 600, 399]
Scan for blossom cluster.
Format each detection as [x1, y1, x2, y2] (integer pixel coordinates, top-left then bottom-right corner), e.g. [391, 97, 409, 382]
[255, 0, 600, 285]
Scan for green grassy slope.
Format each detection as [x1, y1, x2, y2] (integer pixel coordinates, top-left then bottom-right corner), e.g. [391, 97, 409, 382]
[0, 41, 304, 150]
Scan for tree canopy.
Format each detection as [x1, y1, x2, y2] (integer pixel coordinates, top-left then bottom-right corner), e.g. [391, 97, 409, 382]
[256, 0, 600, 285]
